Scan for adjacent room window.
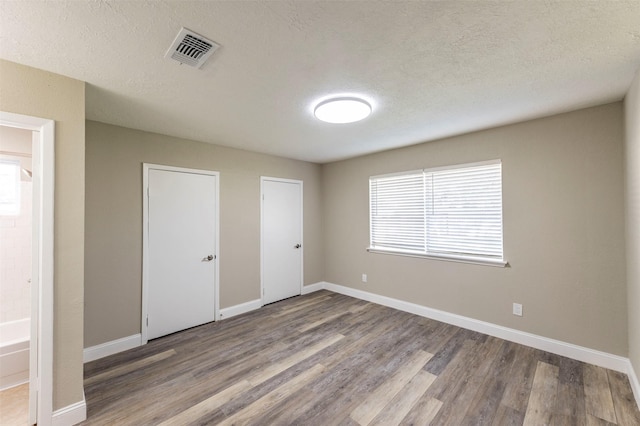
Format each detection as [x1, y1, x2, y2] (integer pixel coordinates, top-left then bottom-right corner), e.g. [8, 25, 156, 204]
[369, 160, 505, 266]
[0, 159, 21, 216]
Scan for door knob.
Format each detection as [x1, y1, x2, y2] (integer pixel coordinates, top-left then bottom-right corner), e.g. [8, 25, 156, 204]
[294, 244, 301, 249]
[203, 255, 214, 261]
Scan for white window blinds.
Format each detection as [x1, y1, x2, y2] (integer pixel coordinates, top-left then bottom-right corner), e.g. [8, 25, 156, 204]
[369, 160, 503, 263]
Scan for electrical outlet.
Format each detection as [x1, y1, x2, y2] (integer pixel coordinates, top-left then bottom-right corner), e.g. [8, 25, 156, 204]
[362, 273, 367, 283]
[513, 303, 523, 317]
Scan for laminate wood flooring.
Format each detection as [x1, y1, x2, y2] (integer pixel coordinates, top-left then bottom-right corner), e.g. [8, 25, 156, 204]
[82, 291, 640, 425]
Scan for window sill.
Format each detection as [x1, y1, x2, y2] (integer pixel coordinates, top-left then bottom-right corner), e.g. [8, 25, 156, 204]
[366, 247, 509, 268]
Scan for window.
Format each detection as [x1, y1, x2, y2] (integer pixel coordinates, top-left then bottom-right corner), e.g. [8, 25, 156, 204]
[0, 159, 21, 216]
[369, 160, 505, 266]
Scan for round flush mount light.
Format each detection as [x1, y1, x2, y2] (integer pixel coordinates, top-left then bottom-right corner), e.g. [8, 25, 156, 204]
[314, 97, 372, 124]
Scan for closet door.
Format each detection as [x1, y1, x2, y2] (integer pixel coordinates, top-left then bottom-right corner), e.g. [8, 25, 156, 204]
[146, 166, 217, 340]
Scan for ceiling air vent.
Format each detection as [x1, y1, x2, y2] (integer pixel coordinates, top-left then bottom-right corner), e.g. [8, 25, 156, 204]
[165, 27, 220, 69]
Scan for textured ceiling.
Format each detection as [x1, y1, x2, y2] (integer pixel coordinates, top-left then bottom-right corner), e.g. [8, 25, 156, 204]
[1, 1, 639, 163]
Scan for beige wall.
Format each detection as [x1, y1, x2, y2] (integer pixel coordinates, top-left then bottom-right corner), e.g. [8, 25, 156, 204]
[323, 103, 627, 355]
[625, 70, 640, 377]
[84, 121, 323, 347]
[1, 55, 632, 412]
[0, 60, 85, 409]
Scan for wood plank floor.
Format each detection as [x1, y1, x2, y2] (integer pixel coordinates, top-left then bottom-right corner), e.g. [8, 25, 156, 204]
[81, 291, 640, 425]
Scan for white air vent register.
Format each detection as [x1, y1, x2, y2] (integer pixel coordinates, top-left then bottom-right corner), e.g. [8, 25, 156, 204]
[165, 27, 220, 68]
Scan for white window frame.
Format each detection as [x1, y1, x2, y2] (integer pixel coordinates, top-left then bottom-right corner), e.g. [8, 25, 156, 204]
[368, 160, 507, 267]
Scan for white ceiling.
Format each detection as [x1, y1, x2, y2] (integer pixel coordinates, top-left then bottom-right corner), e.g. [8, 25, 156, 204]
[1, 1, 639, 163]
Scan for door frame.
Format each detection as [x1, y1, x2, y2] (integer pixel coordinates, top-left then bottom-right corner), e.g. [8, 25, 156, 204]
[0, 111, 55, 425]
[260, 176, 304, 306]
[141, 163, 220, 344]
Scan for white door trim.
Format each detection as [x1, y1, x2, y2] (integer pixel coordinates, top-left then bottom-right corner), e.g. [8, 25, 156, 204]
[260, 176, 304, 305]
[142, 163, 220, 344]
[1, 111, 55, 425]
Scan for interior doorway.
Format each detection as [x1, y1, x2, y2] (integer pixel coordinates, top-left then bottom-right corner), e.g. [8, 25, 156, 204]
[0, 125, 33, 424]
[0, 111, 54, 425]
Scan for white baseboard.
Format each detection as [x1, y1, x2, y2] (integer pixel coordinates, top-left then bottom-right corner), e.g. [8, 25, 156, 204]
[302, 282, 325, 294]
[83, 334, 142, 363]
[219, 298, 262, 320]
[84, 297, 265, 363]
[79, 283, 637, 407]
[0, 371, 28, 391]
[52, 393, 86, 426]
[323, 282, 630, 373]
[628, 359, 640, 408]
[0, 344, 29, 390]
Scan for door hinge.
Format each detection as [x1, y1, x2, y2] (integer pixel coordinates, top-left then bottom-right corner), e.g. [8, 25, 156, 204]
[146, 316, 149, 326]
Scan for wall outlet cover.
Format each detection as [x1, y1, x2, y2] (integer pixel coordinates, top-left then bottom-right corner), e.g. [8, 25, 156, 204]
[513, 303, 523, 316]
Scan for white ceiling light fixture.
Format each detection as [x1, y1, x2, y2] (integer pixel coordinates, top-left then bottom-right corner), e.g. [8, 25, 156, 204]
[314, 97, 372, 124]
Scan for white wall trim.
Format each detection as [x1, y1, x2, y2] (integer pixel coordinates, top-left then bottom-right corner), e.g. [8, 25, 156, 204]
[82, 298, 264, 365]
[323, 282, 630, 373]
[301, 282, 325, 294]
[82, 286, 317, 363]
[219, 299, 262, 320]
[52, 394, 86, 426]
[0, 373, 29, 391]
[77, 282, 640, 410]
[628, 360, 640, 409]
[83, 334, 142, 363]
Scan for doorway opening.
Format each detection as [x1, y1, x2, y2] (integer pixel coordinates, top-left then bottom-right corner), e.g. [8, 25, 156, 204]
[0, 125, 32, 424]
[0, 111, 54, 426]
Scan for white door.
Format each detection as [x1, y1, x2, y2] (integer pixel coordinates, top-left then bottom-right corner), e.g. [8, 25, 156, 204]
[145, 166, 218, 340]
[261, 178, 303, 305]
